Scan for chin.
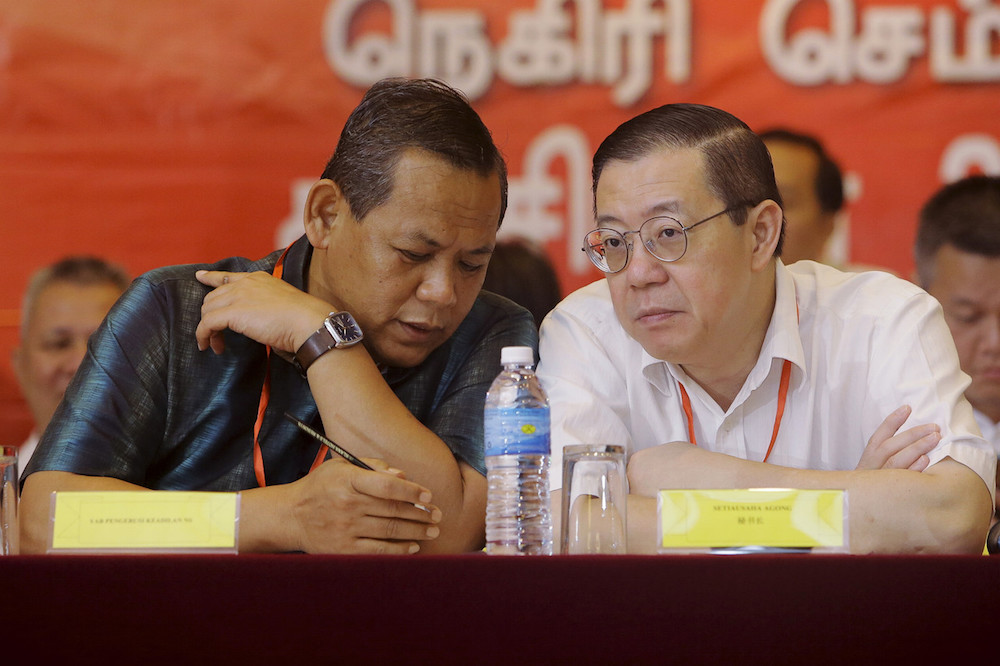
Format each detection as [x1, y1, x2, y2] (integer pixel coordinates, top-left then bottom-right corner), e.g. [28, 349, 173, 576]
[630, 332, 682, 363]
[376, 345, 434, 369]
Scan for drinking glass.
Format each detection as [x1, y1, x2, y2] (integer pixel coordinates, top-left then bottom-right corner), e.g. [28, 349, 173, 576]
[560, 444, 627, 554]
[1, 446, 19, 555]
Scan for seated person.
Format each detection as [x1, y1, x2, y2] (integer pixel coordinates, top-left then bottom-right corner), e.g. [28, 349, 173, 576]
[759, 128, 844, 265]
[760, 127, 891, 274]
[12, 256, 129, 475]
[914, 175, 1000, 513]
[538, 103, 995, 554]
[482, 237, 562, 328]
[21, 78, 536, 555]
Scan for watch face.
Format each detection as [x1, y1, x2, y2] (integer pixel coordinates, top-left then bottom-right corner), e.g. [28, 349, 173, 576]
[327, 311, 364, 346]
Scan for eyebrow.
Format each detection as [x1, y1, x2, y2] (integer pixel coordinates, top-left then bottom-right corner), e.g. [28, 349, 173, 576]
[405, 230, 494, 256]
[596, 201, 683, 227]
[945, 296, 985, 309]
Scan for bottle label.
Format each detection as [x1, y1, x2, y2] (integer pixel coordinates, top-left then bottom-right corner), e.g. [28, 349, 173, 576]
[484, 407, 550, 456]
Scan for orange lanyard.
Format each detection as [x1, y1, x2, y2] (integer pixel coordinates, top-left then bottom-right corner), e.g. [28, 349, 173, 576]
[677, 359, 791, 463]
[251, 245, 327, 487]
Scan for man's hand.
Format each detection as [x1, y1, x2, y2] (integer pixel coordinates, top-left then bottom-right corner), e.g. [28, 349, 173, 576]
[856, 405, 941, 471]
[285, 458, 443, 554]
[626, 441, 696, 497]
[195, 270, 332, 354]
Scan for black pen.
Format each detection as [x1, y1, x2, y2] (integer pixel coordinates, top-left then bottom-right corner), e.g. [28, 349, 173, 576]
[284, 411, 374, 470]
[283, 412, 431, 513]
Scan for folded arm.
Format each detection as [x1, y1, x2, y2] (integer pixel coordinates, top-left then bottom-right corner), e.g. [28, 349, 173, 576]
[21, 459, 442, 555]
[194, 269, 496, 553]
[626, 442, 992, 554]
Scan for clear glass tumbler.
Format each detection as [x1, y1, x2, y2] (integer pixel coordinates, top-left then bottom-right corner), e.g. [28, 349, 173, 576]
[560, 444, 628, 554]
[0, 446, 19, 555]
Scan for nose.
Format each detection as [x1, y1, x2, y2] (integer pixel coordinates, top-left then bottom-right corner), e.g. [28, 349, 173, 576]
[416, 265, 458, 307]
[623, 234, 669, 287]
[983, 314, 1000, 352]
[61, 337, 90, 375]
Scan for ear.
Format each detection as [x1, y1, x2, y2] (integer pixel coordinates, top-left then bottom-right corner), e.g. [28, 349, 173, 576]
[303, 179, 349, 250]
[748, 199, 783, 272]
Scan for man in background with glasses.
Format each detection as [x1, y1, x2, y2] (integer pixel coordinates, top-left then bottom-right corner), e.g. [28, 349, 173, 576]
[537, 103, 994, 554]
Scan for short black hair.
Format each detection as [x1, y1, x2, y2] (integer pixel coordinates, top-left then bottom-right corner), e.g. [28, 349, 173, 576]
[321, 78, 508, 227]
[593, 103, 784, 256]
[759, 128, 844, 214]
[482, 239, 562, 328]
[914, 175, 1000, 287]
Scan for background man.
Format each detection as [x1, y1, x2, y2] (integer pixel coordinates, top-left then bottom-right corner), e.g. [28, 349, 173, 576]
[12, 256, 129, 475]
[538, 104, 994, 554]
[482, 237, 562, 329]
[759, 128, 844, 265]
[915, 175, 1000, 512]
[21, 78, 536, 554]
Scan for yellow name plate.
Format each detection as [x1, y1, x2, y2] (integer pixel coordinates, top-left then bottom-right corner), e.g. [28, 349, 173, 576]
[48, 491, 240, 554]
[657, 489, 848, 553]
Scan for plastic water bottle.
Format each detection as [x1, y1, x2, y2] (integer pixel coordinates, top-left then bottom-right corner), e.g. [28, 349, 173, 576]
[484, 346, 553, 555]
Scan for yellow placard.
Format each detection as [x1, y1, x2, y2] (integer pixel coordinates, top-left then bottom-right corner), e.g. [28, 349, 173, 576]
[49, 491, 239, 553]
[658, 489, 846, 552]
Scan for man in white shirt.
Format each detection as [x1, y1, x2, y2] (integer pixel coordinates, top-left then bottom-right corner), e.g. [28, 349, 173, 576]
[914, 175, 1000, 514]
[537, 103, 995, 554]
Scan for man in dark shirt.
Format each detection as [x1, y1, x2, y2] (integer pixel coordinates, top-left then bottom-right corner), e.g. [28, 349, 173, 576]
[21, 78, 535, 555]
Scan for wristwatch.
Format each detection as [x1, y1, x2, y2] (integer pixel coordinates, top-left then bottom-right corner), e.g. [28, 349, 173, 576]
[294, 311, 364, 373]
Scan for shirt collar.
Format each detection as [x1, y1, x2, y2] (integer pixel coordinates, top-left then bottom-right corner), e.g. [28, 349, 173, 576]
[755, 260, 806, 378]
[271, 235, 316, 369]
[642, 260, 806, 398]
[282, 234, 313, 292]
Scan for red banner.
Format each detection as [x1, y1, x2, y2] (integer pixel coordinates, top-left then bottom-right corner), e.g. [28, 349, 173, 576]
[2, 0, 998, 442]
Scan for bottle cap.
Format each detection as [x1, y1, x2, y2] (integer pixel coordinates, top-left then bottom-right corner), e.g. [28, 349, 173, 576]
[500, 346, 534, 365]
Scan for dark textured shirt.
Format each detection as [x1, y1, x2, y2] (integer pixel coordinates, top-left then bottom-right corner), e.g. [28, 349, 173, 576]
[25, 236, 537, 489]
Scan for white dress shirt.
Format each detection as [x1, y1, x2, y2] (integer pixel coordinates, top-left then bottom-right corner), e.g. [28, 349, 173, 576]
[973, 409, 1000, 459]
[17, 431, 39, 479]
[537, 260, 996, 503]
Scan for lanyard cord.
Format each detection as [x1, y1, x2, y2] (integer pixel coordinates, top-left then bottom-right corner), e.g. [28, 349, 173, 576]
[678, 304, 799, 464]
[251, 245, 327, 487]
[677, 359, 791, 463]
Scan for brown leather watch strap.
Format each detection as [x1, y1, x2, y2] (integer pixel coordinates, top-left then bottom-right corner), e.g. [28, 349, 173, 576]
[295, 318, 336, 373]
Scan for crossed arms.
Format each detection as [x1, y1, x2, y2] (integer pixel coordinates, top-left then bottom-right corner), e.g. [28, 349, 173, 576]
[624, 440, 993, 554]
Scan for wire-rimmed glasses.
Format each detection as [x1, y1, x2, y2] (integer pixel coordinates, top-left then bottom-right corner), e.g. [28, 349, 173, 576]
[582, 205, 747, 274]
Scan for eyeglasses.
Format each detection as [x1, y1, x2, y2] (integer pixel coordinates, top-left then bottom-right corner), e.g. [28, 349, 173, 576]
[582, 205, 747, 274]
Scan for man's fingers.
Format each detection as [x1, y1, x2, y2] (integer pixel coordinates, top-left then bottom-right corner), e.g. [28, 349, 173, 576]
[886, 431, 941, 470]
[194, 320, 227, 354]
[353, 538, 423, 555]
[195, 270, 240, 353]
[908, 454, 931, 473]
[351, 466, 433, 509]
[360, 514, 441, 542]
[868, 405, 912, 447]
[360, 458, 408, 479]
[859, 405, 941, 471]
[195, 269, 244, 288]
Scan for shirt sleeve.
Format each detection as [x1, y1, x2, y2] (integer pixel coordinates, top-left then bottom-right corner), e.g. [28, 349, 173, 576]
[537, 293, 635, 492]
[865, 288, 997, 504]
[24, 274, 172, 484]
